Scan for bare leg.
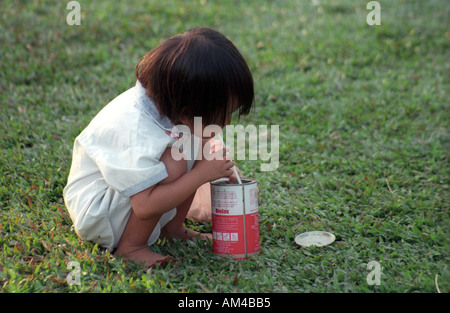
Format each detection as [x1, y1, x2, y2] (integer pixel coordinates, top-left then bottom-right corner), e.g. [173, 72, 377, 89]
[187, 182, 212, 223]
[159, 150, 212, 241]
[160, 192, 212, 241]
[114, 147, 211, 268]
[114, 211, 175, 268]
[113, 148, 187, 268]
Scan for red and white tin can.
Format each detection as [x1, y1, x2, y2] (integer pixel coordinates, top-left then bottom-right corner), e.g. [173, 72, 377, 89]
[210, 178, 260, 259]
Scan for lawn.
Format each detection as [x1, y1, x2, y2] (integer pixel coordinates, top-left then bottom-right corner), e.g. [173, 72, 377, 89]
[0, 0, 449, 293]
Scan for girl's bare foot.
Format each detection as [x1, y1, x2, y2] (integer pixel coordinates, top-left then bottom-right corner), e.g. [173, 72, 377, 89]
[160, 225, 212, 242]
[114, 245, 175, 269]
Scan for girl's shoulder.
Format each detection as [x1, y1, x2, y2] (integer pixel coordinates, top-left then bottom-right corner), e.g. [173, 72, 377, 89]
[77, 83, 175, 155]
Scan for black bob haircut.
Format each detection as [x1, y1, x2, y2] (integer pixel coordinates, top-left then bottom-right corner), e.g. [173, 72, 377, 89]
[136, 27, 254, 127]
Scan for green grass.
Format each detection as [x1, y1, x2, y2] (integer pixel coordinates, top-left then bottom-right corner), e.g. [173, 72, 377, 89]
[1, 0, 449, 293]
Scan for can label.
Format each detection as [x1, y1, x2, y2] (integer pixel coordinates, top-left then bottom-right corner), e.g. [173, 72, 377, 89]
[211, 178, 260, 259]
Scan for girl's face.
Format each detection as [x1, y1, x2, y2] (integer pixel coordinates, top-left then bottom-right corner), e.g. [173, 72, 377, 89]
[182, 102, 239, 139]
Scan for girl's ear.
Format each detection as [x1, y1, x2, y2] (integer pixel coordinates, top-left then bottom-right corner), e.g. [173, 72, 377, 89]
[174, 107, 192, 127]
[180, 107, 192, 123]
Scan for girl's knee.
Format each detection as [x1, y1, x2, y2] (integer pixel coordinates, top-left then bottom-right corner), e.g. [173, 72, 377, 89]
[160, 148, 187, 184]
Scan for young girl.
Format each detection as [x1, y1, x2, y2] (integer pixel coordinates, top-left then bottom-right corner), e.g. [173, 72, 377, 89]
[63, 27, 254, 268]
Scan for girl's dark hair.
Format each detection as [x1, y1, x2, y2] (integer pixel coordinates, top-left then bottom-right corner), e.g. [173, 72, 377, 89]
[136, 27, 254, 127]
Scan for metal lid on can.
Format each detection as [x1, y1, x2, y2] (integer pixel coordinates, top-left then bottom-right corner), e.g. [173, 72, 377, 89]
[295, 231, 336, 247]
[211, 177, 256, 185]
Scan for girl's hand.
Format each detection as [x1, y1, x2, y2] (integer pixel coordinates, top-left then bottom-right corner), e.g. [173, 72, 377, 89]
[193, 141, 234, 183]
[207, 138, 244, 184]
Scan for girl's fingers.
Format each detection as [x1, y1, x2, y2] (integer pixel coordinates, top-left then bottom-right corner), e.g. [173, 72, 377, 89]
[226, 161, 234, 168]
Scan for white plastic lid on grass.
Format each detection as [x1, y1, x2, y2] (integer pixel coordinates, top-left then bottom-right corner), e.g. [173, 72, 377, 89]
[295, 231, 336, 247]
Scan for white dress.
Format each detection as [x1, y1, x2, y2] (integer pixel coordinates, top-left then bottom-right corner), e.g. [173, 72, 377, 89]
[63, 81, 195, 251]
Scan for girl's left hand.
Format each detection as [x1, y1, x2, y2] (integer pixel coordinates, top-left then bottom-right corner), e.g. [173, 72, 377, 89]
[205, 138, 243, 184]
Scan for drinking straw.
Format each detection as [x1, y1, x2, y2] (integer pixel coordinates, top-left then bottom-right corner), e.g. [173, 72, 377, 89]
[217, 133, 242, 184]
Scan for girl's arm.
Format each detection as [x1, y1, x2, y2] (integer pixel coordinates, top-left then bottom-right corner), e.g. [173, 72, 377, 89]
[130, 148, 234, 220]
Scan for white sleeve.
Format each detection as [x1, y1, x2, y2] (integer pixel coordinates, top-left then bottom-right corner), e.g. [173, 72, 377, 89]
[77, 128, 169, 198]
[94, 146, 168, 197]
